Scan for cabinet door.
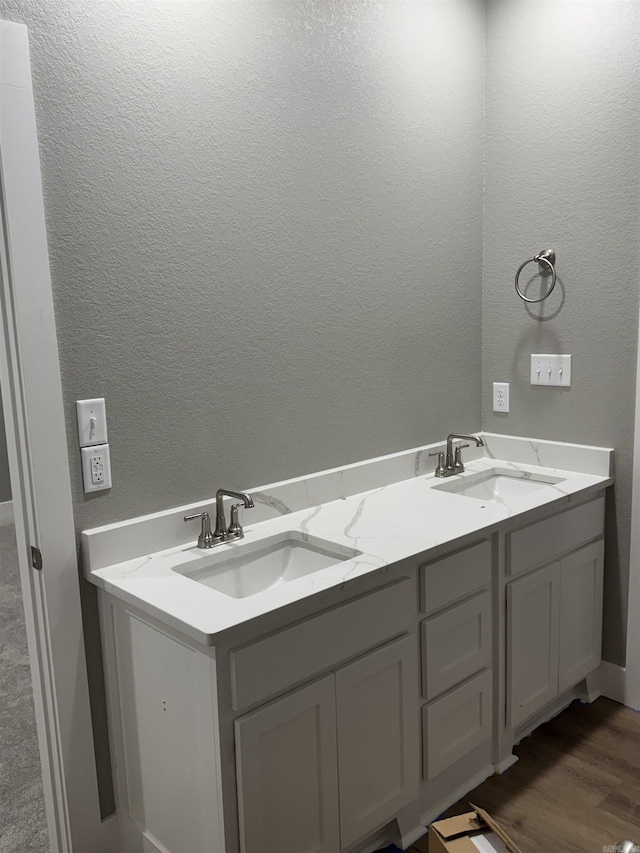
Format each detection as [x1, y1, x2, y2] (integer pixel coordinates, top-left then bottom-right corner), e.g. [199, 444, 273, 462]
[335, 635, 419, 850]
[507, 563, 560, 729]
[235, 676, 340, 853]
[559, 540, 604, 692]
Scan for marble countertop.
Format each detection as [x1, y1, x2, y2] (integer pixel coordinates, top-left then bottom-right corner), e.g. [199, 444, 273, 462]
[85, 438, 613, 645]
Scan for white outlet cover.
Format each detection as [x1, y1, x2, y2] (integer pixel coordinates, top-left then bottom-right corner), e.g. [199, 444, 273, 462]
[530, 354, 572, 387]
[81, 444, 112, 492]
[493, 382, 510, 413]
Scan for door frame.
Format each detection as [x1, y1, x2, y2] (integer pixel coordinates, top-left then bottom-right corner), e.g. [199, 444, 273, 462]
[0, 20, 118, 852]
[627, 280, 640, 710]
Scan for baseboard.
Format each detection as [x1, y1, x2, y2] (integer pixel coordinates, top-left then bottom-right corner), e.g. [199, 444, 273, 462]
[349, 825, 395, 853]
[0, 500, 13, 524]
[595, 661, 629, 706]
[495, 754, 519, 774]
[418, 764, 494, 829]
[399, 824, 428, 849]
[514, 690, 576, 744]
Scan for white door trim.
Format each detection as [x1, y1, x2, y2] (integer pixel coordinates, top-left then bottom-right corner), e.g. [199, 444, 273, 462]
[0, 21, 119, 852]
[627, 255, 640, 709]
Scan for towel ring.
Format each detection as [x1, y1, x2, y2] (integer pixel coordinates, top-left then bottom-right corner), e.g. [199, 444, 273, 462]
[515, 249, 557, 303]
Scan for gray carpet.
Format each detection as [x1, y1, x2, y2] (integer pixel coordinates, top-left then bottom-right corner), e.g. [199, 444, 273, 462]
[0, 522, 49, 853]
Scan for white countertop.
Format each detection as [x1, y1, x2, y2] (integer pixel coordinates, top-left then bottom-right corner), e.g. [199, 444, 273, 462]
[85, 439, 613, 645]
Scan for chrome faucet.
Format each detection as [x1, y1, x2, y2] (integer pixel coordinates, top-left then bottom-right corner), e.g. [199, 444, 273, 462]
[184, 488, 255, 548]
[214, 488, 254, 541]
[432, 433, 484, 478]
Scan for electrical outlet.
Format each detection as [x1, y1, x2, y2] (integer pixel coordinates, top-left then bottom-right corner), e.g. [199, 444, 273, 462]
[530, 354, 572, 387]
[81, 444, 112, 492]
[493, 382, 510, 413]
[91, 454, 105, 484]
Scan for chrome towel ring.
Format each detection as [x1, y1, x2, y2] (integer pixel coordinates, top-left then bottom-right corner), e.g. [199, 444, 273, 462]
[515, 249, 557, 303]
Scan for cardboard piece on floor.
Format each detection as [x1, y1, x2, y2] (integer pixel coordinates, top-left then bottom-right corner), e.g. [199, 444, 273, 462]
[470, 832, 510, 853]
[428, 804, 523, 853]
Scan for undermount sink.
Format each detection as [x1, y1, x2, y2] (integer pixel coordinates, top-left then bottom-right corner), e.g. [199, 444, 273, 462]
[172, 531, 361, 599]
[433, 467, 564, 503]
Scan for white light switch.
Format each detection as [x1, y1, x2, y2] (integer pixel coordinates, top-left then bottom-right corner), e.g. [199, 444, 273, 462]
[76, 398, 108, 447]
[530, 354, 572, 387]
[81, 444, 112, 492]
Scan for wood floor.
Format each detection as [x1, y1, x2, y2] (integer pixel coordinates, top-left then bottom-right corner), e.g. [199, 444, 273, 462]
[408, 697, 640, 853]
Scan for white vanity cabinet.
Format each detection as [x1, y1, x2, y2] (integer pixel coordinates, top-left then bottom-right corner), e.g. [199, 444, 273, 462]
[235, 635, 419, 853]
[97, 485, 610, 853]
[100, 571, 422, 853]
[506, 499, 605, 729]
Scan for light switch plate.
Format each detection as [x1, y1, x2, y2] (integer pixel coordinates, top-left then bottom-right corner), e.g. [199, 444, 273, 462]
[530, 354, 572, 387]
[76, 398, 108, 447]
[81, 444, 112, 492]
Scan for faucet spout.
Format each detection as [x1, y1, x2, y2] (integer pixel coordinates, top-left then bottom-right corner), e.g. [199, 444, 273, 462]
[215, 489, 255, 539]
[447, 433, 484, 449]
[444, 433, 484, 474]
[217, 489, 255, 509]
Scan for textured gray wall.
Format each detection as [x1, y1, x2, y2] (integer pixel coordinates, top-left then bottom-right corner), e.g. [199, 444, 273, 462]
[483, 0, 640, 666]
[0, 391, 11, 504]
[4, 0, 638, 814]
[2, 0, 485, 536]
[1, 2, 485, 815]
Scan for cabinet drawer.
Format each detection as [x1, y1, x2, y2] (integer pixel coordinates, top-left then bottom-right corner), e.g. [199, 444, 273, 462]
[421, 591, 491, 701]
[423, 670, 492, 781]
[508, 496, 605, 578]
[420, 540, 491, 615]
[231, 578, 414, 711]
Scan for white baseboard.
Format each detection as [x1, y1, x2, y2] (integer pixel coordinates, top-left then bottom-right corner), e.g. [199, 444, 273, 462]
[400, 824, 428, 849]
[595, 661, 631, 707]
[419, 764, 494, 829]
[0, 500, 13, 524]
[495, 754, 519, 774]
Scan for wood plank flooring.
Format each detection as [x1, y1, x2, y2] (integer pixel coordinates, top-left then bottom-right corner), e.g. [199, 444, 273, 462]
[408, 698, 640, 853]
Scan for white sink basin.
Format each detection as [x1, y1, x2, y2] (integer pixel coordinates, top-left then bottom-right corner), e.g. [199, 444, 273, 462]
[172, 531, 361, 599]
[433, 467, 564, 503]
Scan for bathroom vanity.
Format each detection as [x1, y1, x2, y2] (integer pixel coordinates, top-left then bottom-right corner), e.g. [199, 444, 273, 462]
[84, 434, 612, 853]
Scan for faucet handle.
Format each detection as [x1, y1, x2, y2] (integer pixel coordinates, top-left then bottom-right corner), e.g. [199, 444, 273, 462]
[429, 450, 447, 478]
[453, 443, 470, 473]
[183, 511, 218, 549]
[227, 503, 246, 541]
